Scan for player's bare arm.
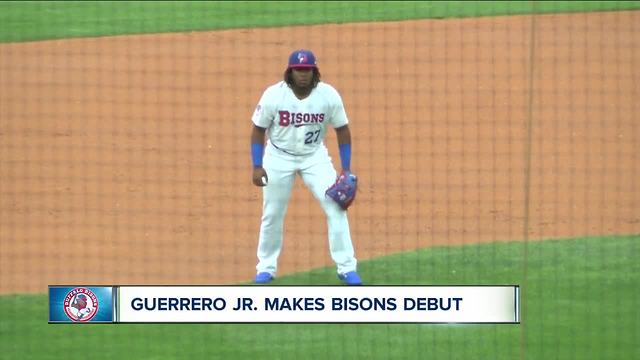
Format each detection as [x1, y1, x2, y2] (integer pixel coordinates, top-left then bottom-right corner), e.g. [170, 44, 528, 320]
[251, 125, 268, 187]
[336, 125, 352, 172]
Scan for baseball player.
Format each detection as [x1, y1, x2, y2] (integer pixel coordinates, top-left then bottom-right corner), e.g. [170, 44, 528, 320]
[250, 49, 362, 285]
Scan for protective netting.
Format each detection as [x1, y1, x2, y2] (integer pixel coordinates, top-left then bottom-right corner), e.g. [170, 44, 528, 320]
[0, 2, 638, 359]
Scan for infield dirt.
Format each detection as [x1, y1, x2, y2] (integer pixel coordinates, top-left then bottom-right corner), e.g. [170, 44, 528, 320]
[1, 11, 638, 293]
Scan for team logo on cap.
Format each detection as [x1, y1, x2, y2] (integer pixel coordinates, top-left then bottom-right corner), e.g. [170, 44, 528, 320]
[63, 287, 99, 322]
[297, 52, 308, 64]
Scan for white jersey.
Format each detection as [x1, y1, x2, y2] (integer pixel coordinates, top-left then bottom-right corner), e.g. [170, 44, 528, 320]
[252, 81, 348, 156]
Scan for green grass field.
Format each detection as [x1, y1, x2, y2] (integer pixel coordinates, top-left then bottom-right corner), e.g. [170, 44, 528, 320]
[1, 1, 639, 359]
[1, 236, 638, 359]
[1, 1, 639, 43]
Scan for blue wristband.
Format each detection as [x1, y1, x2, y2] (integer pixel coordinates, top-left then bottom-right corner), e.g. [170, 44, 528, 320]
[339, 143, 351, 170]
[251, 143, 264, 168]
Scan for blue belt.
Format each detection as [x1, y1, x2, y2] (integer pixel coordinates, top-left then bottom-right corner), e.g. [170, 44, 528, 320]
[270, 142, 299, 156]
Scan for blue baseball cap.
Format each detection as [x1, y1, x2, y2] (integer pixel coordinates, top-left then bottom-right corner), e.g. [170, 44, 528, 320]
[288, 49, 317, 69]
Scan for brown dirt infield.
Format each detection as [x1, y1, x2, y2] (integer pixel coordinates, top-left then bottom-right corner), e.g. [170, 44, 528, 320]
[1, 11, 638, 294]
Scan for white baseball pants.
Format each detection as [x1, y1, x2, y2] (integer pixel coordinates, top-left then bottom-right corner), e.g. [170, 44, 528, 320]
[256, 142, 357, 276]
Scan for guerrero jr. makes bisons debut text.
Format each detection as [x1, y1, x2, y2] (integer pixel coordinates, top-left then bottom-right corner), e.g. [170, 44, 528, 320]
[250, 49, 361, 285]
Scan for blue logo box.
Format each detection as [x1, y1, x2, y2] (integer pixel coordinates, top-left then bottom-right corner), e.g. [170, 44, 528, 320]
[49, 286, 115, 323]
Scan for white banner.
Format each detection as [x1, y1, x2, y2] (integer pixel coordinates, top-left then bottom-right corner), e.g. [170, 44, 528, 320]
[117, 286, 519, 323]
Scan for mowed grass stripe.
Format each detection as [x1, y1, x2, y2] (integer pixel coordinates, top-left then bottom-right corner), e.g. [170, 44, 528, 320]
[1, 1, 639, 43]
[1, 235, 637, 359]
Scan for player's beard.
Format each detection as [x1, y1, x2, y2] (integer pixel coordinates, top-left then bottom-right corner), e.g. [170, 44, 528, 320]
[295, 77, 311, 89]
[297, 81, 311, 93]
[292, 80, 312, 97]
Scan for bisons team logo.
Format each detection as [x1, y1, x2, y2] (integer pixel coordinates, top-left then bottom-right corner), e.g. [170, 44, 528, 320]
[297, 52, 308, 64]
[63, 287, 99, 322]
[278, 110, 325, 127]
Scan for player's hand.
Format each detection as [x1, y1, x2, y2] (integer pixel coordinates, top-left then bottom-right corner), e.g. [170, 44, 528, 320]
[252, 167, 268, 187]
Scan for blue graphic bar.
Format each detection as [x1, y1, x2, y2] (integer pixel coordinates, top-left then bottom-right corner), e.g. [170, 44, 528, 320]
[49, 286, 115, 323]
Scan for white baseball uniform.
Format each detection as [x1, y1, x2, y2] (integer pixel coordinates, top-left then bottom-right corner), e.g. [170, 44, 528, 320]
[252, 80, 357, 276]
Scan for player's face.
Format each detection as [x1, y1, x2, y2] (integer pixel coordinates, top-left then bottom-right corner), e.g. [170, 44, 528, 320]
[291, 68, 313, 88]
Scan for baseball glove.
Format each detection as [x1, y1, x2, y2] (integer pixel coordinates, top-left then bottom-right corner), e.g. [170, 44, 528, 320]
[326, 170, 358, 210]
